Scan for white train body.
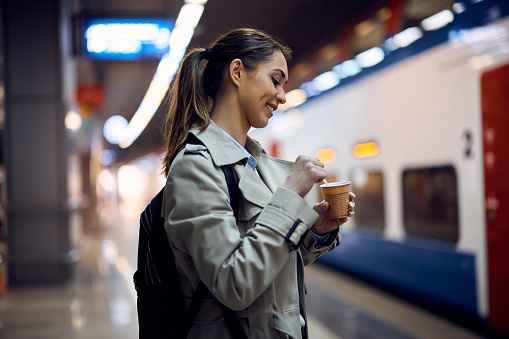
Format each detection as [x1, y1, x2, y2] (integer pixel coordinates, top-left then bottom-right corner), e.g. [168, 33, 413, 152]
[250, 2, 509, 331]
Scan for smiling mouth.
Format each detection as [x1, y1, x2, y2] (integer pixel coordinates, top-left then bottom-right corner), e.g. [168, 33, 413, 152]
[266, 104, 277, 113]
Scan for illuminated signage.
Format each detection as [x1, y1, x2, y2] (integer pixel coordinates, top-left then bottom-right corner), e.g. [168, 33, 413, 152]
[353, 142, 380, 159]
[315, 148, 338, 164]
[83, 17, 173, 60]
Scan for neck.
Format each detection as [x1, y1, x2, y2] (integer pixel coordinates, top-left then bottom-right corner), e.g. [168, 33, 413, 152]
[210, 93, 250, 147]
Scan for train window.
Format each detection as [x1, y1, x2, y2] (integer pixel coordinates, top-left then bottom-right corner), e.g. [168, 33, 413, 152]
[351, 168, 385, 230]
[402, 166, 458, 243]
[402, 0, 454, 32]
[351, 7, 391, 56]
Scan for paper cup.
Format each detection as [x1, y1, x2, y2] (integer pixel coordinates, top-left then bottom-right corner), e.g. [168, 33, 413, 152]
[319, 181, 351, 219]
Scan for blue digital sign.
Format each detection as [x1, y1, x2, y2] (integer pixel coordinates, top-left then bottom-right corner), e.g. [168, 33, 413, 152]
[82, 17, 173, 60]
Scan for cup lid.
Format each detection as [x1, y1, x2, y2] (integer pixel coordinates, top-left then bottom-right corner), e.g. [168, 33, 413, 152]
[319, 181, 351, 188]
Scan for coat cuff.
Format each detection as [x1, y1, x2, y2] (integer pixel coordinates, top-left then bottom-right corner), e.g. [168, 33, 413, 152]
[256, 188, 318, 249]
[302, 228, 340, 252]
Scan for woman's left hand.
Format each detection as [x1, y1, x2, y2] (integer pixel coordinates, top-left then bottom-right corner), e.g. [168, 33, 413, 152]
[310, 192, 356, 235]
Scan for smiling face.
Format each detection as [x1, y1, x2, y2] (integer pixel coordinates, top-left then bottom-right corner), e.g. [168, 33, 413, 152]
[236, 51, 288, 129]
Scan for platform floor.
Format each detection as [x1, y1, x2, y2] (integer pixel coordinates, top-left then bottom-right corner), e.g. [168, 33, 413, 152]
[0, 199, 491, 338]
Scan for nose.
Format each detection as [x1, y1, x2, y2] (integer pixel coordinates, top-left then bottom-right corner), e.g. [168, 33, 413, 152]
[276, 87, 286, 105]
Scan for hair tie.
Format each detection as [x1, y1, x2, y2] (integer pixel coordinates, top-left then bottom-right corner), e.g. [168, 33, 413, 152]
[202, 48, 211, 60]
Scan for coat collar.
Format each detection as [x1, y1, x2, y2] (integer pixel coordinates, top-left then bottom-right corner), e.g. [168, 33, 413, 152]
[191, 120, 295, 210]
[190, 120, 265, 167]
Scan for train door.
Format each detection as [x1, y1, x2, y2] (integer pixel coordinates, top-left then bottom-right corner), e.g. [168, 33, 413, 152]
[481, 63, 509, 334]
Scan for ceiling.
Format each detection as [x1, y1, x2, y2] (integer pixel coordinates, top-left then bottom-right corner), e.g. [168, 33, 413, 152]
[76, 0, 383, 163]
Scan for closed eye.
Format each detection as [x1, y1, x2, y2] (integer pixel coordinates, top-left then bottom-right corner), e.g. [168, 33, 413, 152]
[271, 77, 281, 87]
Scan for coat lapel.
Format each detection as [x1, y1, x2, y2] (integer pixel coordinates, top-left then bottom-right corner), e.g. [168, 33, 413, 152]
[256, 153, 294, 193]
[238, 165, 272, 208]
[237, 151, 295, 221]
[190, 121, 296, 220]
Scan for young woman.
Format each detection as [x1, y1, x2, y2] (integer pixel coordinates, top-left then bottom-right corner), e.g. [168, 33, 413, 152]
[162, 28, 355, 338]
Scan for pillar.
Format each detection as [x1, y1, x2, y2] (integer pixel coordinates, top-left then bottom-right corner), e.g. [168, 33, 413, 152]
[1, 0, 78, 285]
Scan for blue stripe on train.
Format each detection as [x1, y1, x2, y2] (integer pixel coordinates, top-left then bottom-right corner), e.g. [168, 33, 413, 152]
[317, 228, 478, 316]
[303, 0, 509, 104]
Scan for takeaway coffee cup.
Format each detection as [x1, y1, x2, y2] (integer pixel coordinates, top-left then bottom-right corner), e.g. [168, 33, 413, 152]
[319, 181, 351, 219]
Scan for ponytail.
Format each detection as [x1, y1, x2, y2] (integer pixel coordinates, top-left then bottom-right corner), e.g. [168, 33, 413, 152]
[162, 48, 210, 176]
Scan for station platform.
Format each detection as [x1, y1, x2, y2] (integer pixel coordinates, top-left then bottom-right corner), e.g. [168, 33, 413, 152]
[0, 198, 489, 339]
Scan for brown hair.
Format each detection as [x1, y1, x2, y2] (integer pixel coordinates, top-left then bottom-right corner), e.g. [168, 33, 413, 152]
[162, 28, 292, 176]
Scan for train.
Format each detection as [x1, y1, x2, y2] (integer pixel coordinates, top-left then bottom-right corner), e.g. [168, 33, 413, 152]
[249, 0, 509, 335]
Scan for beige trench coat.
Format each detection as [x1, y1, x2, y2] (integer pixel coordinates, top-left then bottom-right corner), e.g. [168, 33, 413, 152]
[163, 120, 340, 338]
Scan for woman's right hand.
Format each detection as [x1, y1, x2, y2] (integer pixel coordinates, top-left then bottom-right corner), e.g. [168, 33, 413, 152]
[282, 155, 326, 198]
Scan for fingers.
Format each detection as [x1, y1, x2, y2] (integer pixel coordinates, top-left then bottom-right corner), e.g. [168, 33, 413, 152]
[349, 192, 356, 201]
[312, 157, 325, 168]
[348, 200, 355, 217]
[313, 200, 329, 213]
[300, 156, 325, 183]
[314, 172, 326, 183]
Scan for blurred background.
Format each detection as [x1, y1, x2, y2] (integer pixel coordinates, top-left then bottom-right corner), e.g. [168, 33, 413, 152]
[1, 0, 508, 338]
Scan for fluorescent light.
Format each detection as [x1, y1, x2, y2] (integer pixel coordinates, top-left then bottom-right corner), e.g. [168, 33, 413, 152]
[421, 10, 454, 31]
[119, 78, 169, 148]
[393, 27, 423, 48]
[175, 4, 204, 29]
[333, 59, 361, 78]
[169, 26, 195, 51]
[312, 71, 340, 92]
[120, 1, 208, 148]
[355, 47, 385, 68]
[452, 2, 466, 14]
[300, 81, 321, 98]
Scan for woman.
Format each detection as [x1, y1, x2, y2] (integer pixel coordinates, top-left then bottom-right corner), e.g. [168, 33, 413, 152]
[162, 28, 354, 338]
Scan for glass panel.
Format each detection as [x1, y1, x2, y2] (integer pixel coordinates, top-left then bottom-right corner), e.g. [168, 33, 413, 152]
[351, 7, 391, 56]
[403, 165, 459, 243]
[351, 168, 385, 230]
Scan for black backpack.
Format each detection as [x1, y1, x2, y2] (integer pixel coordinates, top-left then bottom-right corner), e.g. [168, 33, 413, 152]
[133, 139, 246, 339]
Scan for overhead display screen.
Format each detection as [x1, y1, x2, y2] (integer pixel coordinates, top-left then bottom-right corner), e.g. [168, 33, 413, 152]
[82, 17, 173, 60]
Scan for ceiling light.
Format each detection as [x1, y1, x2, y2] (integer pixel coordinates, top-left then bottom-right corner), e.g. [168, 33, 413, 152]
[355, 47, 385, 68]
[312, 71, 340, 92]
[421, 10, 454, 31]
[333, 59, 361, 79]
[175, 4, 204, 29]
[392, 27, 423, 48]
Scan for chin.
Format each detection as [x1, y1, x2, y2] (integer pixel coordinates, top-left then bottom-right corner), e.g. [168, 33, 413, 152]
[253, 120, 270, 129]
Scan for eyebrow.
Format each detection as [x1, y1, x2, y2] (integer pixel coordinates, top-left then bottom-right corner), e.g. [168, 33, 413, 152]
[273, 68, 287, 79]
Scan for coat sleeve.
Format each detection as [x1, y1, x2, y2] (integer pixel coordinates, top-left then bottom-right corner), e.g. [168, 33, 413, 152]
[164, 146, 318, 311]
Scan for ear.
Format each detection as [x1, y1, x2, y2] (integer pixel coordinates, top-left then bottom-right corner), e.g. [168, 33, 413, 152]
[229, 59, 244, 87]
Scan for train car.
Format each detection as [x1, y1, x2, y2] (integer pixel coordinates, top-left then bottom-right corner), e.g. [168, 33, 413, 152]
[250, 0, 509, 334]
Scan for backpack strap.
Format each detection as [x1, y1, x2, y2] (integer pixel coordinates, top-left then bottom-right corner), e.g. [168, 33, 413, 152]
[221, 165, 239, 221]
[181, 281, 208, 337]
[219, 301, 248, 339]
